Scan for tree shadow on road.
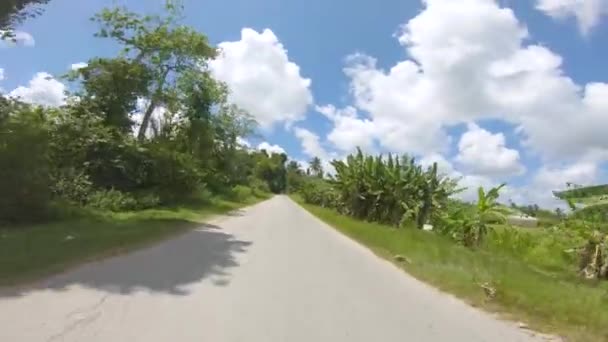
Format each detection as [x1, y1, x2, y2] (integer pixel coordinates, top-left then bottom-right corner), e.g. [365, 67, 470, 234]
[0, 223, 252, 297]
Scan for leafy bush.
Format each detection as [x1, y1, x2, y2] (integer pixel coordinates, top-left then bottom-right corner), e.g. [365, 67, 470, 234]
[86, 189, 139, 212]
[50, 168, 94, 205]
[300, 178, 339, 209]
[145, 146, 204, 203]
[229, 185, 253, 202]
[0, 105, 53, 225]
[133, 192, 161, 209]
[249, 177, 271, 194]
[571, 203, 608, 223]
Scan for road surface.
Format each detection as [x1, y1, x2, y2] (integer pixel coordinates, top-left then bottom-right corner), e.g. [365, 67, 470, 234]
[0, 196, 548, 341]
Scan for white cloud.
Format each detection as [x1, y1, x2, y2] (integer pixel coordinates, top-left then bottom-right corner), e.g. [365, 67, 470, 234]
[294, 127, 337, 175]
[536, 0, 608, 35]
[416, 151, 598, 208]
[9, 72, 66, 107]
[418, 152, 499, 202]
[237, 137, 252, 148]
[294, 159, 310, 173]
[257, 142, 286, 155]
[335, 0, 608, 165]
[294, 127, 329, 160]
[455, 123, 525, 177]
[316, 105, 377, 153]
[70, 62, 88, 71]
[0, 68, 4, 82]
[419, 153, 456, 176]
[507, 161, 599, 208]
[0, 31, 35, 47]
[209, 28, 313, 129]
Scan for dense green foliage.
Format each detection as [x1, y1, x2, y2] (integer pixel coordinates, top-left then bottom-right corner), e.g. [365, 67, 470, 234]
[0, 0, 50, 34]
[438, 184, 508, 247]
[0, 3, 286, 226]
[292, 148, 608, 283]
[295, 149, 460, 229]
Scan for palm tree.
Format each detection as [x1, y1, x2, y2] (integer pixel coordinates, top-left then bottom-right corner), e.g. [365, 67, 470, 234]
[309, 157, 323, 178]
[287, 161, 303, 175]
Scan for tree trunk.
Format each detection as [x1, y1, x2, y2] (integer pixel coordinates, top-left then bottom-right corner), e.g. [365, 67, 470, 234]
[137, 98, 158, 141]
[137, 68, 169, 141]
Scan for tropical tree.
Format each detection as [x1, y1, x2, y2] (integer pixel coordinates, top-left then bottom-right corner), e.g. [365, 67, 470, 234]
[309, 157, 323, 178]
[1, 0, 50, 35]
[90, 0, 218, 140]
[68, 58, 152, 132]
[286, 160, 305, 193]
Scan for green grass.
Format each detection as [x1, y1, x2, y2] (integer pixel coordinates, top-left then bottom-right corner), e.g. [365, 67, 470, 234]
[0, 194, 270, 287]
[293, 196, 608, 342]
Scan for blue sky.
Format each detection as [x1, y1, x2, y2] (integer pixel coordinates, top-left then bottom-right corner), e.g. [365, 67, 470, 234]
[3, 0, 608, 207]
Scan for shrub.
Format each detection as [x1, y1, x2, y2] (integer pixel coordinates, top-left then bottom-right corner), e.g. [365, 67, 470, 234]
[86, 189, 139, 212]
[249, 177, 271, 194]
[230, 185, 253, 202]
[50, 168, 94, 205]
[145, 146, 204, 203]
[300, 178, 339, 209]
[0, 105, 53, 225]
[133, 192, 161, 209]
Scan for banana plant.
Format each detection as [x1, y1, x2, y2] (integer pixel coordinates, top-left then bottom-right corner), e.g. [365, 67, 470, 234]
[468, 183, 507, 247]
[328, 148, 459, 227]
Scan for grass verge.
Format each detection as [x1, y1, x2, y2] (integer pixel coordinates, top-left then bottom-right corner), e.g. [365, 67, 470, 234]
[292, 196, 608, 342]
[0, 194, 270, 287]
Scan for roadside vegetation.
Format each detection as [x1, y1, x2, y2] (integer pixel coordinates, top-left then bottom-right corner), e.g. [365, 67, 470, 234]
[0, 2, 285, 284]
[288, 149, 608, 341]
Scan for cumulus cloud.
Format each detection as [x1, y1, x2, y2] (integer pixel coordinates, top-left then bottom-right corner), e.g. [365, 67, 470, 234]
[316, 105, 377, 153]
[257, 142, 286, 155]
[507, 161, 599, 208]
[294, 127, 330, 160]
[209, 28, 313, 129]
[337, 0, 608, 163]
[536, 0, 608, 35]
[419, 153, 456, 176]
[418, 152, 500, 202]
[294, 127, 337, 174]
[237, 137, 252, 148]
[70, 62, 88, 71]
[456, 123, 525, 177]
[9, 72, 66, 107]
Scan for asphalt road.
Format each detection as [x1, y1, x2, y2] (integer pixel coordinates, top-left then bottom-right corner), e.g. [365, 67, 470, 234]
[0, 196, 547, 341]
